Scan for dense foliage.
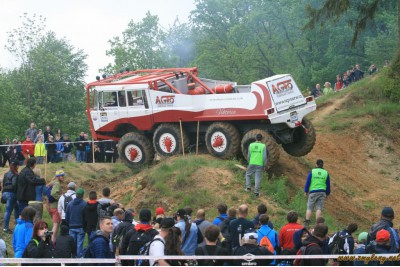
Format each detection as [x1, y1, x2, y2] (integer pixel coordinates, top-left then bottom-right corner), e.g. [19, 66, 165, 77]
[0, 1, 398, 139]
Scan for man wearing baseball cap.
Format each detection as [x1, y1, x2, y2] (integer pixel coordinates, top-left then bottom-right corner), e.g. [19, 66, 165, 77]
[367, 207, 399, 254]
[365, 229, 394, 265]
[57, 181, 77, 227]
[47, 170, 65, 242]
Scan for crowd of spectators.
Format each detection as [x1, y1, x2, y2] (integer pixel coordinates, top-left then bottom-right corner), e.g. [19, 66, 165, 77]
[0, 124, 118, 167]
[309, 62, 385, 99]
[1, 161, 399, 266]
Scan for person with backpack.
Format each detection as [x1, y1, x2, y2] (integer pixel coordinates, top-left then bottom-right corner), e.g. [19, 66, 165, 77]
[12, 206, 36, 258]
[219, 207, 237, 253]
[46, 169, 65, 243]
[111, 208, 124, 228]
[194, 209, 212, 247]
[54, 225, 76, 258]
[86, 216, 115, 265]
[112, 210, 134, 255]
[212, 203, 228, 226]
[16, 157, 46, 217]
[257, 214, 280, 265]
[196, 225, 230, 266]
[354, 232, 368, 266]
[229, 204, 255, 250]
[57, 182, 76, 227]
[233, 231, 273, 266]
[66, 188, 87, 258]
[121, 208, 159, 266]
[295, 223, 329, 266]
[252, 203, 274, 230]
[174, 208, 200, 255]
[22, 220, 55, 264]
[83, 191, 100, 242]
[328, 223, 358, 265]
[2, 160, 19, 234]
[365, 229, 394, 266]
[148, 217, 175, 266]
[304, 159, 331, 228]
[245, 133, 267, 197]
[367, 207, 400, 254]
[152, 207, 165, 230]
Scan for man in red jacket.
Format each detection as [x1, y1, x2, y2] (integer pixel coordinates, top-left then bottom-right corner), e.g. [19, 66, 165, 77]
[21, 136, 35, 164]
[279, 211, 304, 250]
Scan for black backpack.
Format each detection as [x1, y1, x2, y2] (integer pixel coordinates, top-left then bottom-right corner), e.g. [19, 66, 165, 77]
[81, 235, 110, 265]
[63, 193, 75, 211]
[219, 217, 233, 252]
[328, 231, 351, 255]
[137, 238, 165, 266]
[199, 245, 222, 266]
[127, 229, 159, 265]
[113, 223, 133, 253]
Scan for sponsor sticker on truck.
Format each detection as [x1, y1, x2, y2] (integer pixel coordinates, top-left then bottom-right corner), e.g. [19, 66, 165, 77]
[267, 76, 306, 112]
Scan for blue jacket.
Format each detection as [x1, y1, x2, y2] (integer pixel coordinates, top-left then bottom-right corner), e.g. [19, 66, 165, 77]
[90, 231, 114, 265]
[12, 219, 34, 258]
[175, 220, 198, 255]
[257, 224, 279, 265]
[35, 184, 47, 201]
[66, 197, 87, 228]
[55, 141, 64, 153]
[212, 214, 227, 226]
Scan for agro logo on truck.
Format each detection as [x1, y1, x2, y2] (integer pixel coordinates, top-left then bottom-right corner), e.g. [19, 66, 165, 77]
[267, 77, 305, 112]
[271, 79, 293, 97]
[155, 95, 175, 107]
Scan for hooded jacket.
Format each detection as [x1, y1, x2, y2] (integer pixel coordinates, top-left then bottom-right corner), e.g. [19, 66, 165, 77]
[12, 219, 34, 258]
[16, 166, 46, 202]
[368, 219, 399, 253]
[301, 235, 327, 266]
[83, 200, 99, 233]
[65, 197, 87, 228]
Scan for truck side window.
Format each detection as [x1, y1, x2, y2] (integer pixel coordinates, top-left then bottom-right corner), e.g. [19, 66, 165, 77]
[127, 90, 148, 109]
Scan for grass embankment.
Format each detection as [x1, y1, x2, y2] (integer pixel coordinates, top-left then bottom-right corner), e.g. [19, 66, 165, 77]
[312, 72, 400, 140]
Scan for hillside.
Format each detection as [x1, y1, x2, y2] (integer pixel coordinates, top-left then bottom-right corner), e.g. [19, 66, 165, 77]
[1, 74, 399, 237]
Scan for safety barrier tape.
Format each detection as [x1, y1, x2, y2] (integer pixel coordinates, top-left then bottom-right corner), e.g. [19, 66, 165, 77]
[0, 254, 399, 265]
[0, 140, 116, 147]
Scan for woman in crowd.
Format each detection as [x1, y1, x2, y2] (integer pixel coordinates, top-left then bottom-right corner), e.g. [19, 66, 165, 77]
[164, 226, 187, 266]
[174, 209, 200, 256]
[22, 220, 55, 264]
[2, 160, 20, 233]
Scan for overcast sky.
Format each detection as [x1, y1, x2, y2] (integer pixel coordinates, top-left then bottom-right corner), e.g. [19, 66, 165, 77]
[0, 0, 195, 82]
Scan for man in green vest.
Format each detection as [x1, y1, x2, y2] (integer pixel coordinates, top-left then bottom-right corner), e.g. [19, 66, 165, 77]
[304, 159, 331, 228]
[245, 134, 267, 197]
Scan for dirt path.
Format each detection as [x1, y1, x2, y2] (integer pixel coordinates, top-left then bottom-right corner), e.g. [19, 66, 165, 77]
[312, 92, 351, 124]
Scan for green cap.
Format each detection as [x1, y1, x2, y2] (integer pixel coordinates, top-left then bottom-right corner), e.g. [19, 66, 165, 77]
[76, 188, 85, 196]
[358, 232, 368, 242]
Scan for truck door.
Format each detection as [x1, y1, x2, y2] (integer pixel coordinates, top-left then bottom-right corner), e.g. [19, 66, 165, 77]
[126, 89, 153, 130]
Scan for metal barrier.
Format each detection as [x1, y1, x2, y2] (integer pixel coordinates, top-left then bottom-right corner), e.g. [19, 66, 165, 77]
[1, 254, 399, 266]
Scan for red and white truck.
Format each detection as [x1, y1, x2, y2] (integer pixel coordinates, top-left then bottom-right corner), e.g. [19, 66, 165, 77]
[85, 67, 316, 168]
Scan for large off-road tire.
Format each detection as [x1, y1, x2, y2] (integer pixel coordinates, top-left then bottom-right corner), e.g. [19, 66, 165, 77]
[118, 132, 154, 168]
[205, 122, 240, 159]
[241, 129, 280, 169]
[153, 123, 189, 157]
[282, 117, 316, 157]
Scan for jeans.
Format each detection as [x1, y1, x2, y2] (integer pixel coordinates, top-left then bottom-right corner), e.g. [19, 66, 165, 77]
[76, 151, 85, 162]
[3, 192, 18, 230]
[245, 164, 263, 194]
[17, 200, 28, 217]
[69, 228, 85, 257]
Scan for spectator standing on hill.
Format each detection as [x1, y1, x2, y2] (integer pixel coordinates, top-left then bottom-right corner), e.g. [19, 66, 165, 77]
[45, 136, 56, 163]
[194, 209, 212, 247]
[66, 188, 86, 257]
[88, 216, 115, 263]
[323, 82, 334, 95]
[57, 182, 76, 227]
[25, 123, 37, 143]
[252, 203, 274, 230]
[196, 225, 230, 266]
[367, 207, 400, 254]
[75, 132, 86, 163]
[2, 160, 19, 233]
[279, 210, 303, 251]
[304, 159, 331, 228]
[175, 208, 199, 255]
[62, 134, 73, 162]
[310, 84, 322, 98]
[354, 64, 364, 81]
[34, 129, 44, 144]
[12, 206, 36, 258]
[21, 136, 35, 163]
[334, 75, 343, 91]
[34, 136, 46, 164]
[245, 133, 267, 197]
[43, 126, 53, 143]
[212, 203, 228, 226]
[369, 64, 378, 75]
[16, 158, 46, 215]
[83, 191, 99, 242]
[300, 223, 329, 266]
[229, 204, 255, 250]
[1, 138, 10, 167]
[54, 135, 64, 163]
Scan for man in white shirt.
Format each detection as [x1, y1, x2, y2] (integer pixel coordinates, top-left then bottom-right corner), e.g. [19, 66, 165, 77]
[58, 182, 76, 227]
[149, 217, 175, 266]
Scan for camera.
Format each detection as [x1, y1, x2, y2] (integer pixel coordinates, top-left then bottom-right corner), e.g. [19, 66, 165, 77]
[45, 230, 53, 237]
